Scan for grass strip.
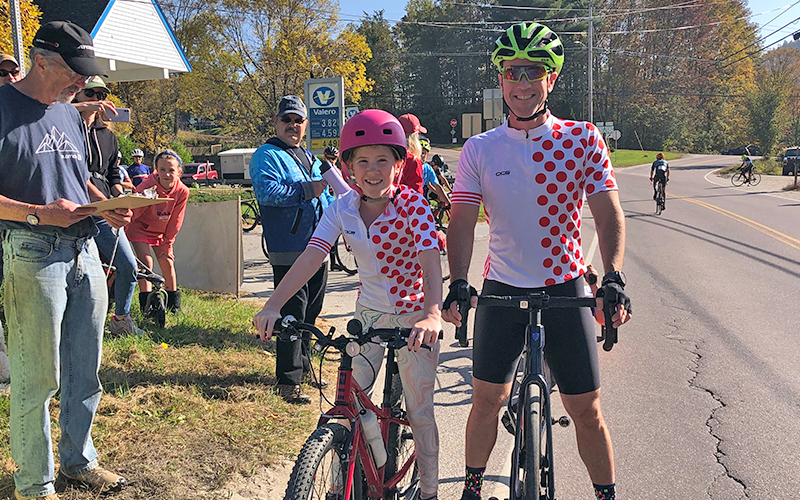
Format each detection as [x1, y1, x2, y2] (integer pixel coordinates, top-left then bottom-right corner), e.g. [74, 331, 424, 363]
[0, 290, 332, 499]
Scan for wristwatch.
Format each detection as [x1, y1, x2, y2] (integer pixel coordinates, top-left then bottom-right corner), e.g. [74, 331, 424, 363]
[601, 270, 626, 288]
[25, 206, 39, 226]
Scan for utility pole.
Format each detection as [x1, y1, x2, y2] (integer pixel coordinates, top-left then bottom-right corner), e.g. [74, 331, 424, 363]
[587, 0, 593, 124]
[10, 0, 26, 78]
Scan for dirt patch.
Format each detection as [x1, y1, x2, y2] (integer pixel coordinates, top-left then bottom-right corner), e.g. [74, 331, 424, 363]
[221, 459, 293, 500]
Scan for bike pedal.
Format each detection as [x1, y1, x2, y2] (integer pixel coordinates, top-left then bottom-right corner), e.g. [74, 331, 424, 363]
[552, 415, 571, 427]
[501, 411, 515, 435]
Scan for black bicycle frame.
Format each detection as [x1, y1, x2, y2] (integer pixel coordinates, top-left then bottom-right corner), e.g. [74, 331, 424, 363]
[476, 293, 604, 500]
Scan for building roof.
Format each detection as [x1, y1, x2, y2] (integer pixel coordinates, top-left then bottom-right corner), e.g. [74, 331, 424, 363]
[218, 149, 258, 156]
[37, 0, 190, 82]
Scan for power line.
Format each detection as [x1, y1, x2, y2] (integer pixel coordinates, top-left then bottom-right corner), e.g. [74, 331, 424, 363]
[717, 0, 800, 63]
[718, 15, 800, 69]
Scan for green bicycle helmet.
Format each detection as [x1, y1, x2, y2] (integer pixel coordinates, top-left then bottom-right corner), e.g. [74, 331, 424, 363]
[492, 22, 564, 74]
[419, 137, 431, 152]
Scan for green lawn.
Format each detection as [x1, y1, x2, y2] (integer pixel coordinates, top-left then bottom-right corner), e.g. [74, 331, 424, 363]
[0, 290, 330, 500]
[608, 149, 681, 168]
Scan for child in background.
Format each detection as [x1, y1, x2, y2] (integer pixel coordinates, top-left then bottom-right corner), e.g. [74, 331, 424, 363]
[127, 150, 190, 314]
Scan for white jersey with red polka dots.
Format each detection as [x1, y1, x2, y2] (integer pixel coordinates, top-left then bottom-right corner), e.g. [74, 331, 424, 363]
[451, 114, 618, 288]
[308, 185, 440, 314]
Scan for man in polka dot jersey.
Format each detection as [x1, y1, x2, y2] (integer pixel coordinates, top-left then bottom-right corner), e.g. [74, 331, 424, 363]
[442, 22, 632, 500]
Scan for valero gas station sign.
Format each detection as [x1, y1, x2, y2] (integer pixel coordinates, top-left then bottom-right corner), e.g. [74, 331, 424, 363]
[304, 77, 344, 154]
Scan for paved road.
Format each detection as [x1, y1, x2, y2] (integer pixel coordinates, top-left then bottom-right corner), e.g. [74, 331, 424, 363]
[243, 152, 800, 500]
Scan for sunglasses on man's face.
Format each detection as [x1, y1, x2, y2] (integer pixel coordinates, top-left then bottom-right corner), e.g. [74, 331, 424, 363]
[84, 88, 109, 100]
[280, 116, 306, 124]
[0, 68, 19, 78]
[502, 65, 549, 83]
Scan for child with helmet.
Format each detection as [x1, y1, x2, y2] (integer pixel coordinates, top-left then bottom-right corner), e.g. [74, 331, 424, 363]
[254, 109, 443, 500]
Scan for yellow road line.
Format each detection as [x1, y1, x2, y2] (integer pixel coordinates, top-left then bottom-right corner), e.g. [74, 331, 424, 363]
[672, 194, 800, 251]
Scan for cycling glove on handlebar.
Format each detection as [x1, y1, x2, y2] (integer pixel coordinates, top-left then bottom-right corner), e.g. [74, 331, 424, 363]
[596, 282, 632, 315]
[443, 279, 477, 310]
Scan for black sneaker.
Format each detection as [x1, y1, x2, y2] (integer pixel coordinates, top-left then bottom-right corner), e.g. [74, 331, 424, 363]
[275, 384, 311, 404]
[303, 372, 328, 389]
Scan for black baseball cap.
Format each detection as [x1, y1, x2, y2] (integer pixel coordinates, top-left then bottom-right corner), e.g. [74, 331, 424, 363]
[276, 95, 307, 120]
[33, 21, 108, 77]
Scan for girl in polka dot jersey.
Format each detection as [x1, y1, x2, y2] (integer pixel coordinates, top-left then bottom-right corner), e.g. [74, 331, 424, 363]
[254, 109, 443, 500]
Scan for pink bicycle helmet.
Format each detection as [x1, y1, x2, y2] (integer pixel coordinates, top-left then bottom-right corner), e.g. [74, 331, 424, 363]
[340, 109, 407, 166]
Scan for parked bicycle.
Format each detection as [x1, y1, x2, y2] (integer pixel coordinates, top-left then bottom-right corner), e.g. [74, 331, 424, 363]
[457, 290, 619, 500]
[654, 178, 666, 216]
[241, 190, 261, 232]
[261, 234, 356, 275]
[731, 169, 761, 187]
[330, 236, 358, 275]
[279, 316, 441, 500]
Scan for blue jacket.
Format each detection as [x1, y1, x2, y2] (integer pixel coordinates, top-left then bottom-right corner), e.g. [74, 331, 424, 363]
[250, 139, 334, 265]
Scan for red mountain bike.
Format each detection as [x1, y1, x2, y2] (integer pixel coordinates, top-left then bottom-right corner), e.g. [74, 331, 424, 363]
[280, 316, 440, 500]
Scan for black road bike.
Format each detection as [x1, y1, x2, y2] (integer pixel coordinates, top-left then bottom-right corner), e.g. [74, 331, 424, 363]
[654, 179, 666, 216]
[458, 291, 619, 500]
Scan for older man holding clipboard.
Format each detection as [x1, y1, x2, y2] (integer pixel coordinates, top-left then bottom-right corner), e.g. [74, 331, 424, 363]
[0, 21, 140, 499]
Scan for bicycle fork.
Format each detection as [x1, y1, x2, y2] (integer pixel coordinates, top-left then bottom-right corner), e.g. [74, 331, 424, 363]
[502, 320, 570, 500]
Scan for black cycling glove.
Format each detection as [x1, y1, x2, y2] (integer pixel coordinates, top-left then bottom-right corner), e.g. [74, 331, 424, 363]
[596, 282, 632, 316]
[443, 279, 477, 311]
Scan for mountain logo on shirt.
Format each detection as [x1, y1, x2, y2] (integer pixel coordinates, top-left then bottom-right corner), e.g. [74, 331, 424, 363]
[35, 126, 81, 158]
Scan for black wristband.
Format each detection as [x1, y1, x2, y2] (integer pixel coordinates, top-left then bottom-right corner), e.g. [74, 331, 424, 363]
[601, 270, 626, 288]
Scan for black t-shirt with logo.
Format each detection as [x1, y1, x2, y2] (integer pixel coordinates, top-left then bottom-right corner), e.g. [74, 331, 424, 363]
[0, 84, 95, 237]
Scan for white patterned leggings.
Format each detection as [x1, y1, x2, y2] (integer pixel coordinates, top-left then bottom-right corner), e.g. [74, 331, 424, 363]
[352, 305, 440, 498]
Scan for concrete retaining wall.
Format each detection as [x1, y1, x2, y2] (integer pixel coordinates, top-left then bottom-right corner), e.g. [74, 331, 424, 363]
[151, 199, 243, 295]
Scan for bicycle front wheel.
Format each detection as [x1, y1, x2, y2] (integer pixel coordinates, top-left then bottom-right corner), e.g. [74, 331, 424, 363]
[514, 384, 545, 500]
[336, 237, 358, 276]
[385, 374, 420, 500]
[750, 171, 762, 186]
[284, 423, 365, 500]
[731, 173, 745, 187]
[241, 200, 259, 232]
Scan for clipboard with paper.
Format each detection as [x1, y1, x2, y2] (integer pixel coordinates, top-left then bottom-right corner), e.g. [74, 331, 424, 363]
[82, 195, 173, 212]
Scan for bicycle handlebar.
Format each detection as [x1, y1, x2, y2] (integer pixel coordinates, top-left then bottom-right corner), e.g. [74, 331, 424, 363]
[456, 291, 620, 351]
[273, 316, 441, 353]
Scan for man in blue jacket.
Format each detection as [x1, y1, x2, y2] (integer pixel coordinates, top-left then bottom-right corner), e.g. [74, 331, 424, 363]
[251, 95, 334, 404]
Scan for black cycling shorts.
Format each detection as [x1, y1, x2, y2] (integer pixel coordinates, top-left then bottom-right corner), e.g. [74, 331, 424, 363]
[653, 170, 667, 184]
[472, 278, 601, 395]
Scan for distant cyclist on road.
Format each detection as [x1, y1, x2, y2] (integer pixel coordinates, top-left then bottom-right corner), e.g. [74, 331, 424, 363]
[442, 22, 632, 500]
[739, 154, 754, 184]
[650, 152, 669, 202]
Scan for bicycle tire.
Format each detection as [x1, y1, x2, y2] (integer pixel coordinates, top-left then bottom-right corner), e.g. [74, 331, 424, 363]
[241, 200, 259, 232]
[519, 385, 544, 500]
[731, 173, 745, 187]
[750, 171, 762, 186]
[145, 291, 167, 328]
[284, 423, 365, 500]
[261, 232, 270, 263]
[335, 237, 358, 276]
[385, 374, 420, 500]
[655, 182, 664, 216]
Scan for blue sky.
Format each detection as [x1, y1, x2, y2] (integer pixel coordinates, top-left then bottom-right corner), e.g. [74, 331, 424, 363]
[337, 0, 800, 50]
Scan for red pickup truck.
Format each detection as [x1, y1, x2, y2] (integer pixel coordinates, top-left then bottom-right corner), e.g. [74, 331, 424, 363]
[181, 162, 219, 185]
